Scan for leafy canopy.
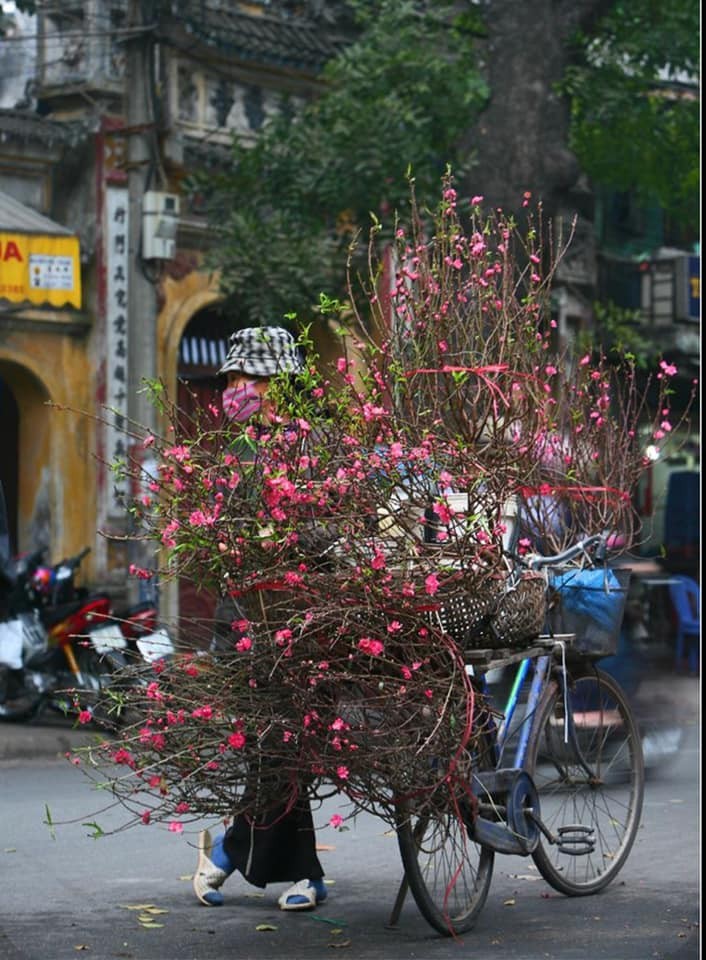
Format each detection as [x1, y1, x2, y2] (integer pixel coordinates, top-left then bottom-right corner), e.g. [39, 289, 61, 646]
[562, 0, 700, 230]
[189, 0, 488, 328]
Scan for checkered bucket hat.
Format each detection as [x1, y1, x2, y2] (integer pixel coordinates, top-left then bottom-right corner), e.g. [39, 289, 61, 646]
[218, 326, 304, 377]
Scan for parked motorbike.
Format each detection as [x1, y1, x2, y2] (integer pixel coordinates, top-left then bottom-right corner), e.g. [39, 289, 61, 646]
[0, 547, 173, 725]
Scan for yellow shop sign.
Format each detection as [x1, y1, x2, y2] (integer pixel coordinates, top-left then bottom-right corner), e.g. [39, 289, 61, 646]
[0, 231, 81, 309]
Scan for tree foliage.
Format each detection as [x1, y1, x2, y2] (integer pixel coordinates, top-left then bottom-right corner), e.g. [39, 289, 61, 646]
[189, 0, 699, 322]
[562, 0, 700, 230]
[189, 0, 488, 327]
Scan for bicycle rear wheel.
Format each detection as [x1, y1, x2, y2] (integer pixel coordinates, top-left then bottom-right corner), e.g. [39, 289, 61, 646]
[527, 666, 644, 895]
[396, 719, 496, 936]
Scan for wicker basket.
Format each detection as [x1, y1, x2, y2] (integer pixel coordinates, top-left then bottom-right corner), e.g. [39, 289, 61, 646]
[432, 572, 547, 650]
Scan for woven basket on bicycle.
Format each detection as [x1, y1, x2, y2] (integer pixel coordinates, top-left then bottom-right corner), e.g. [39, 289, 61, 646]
[431, 570, 547, 650]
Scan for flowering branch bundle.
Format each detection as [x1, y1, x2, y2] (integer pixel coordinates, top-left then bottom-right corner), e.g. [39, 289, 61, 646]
[76, 172, 693, 834]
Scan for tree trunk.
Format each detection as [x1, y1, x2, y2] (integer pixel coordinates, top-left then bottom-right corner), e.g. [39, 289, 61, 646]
[464, 0, 614, 221]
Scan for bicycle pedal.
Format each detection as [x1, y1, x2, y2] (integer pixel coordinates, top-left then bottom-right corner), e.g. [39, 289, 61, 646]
[556, 824, 595, 856]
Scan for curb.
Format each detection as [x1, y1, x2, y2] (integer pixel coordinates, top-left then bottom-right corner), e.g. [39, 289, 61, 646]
[0, 719, 103, 762]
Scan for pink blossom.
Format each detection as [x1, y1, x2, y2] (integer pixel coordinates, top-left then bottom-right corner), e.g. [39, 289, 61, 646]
[470, 195, 484, 205]
[77, 709, 92, 725]
[579, 354, 591, 366]
[191, 705, 214, 720]
[146, 681, 164, 701]
[112, 748, 135, 768]
[330, 814, 344, 829]
[168, 821, 183, 834]
[164, 445, 190, 463]
[358, 637, 384, 657]
[659, 360, 677, 376]
[235, 636, 252, 653]
[161, 519, 180, 547]
[228, 732, 246, 749]
[424, 573, 440, 596]
[387, 620, 402, 633]
[336, 766, 350, 780]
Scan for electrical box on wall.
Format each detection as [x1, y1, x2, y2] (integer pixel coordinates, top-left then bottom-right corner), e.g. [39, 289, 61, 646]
[142, 191, 180, 260]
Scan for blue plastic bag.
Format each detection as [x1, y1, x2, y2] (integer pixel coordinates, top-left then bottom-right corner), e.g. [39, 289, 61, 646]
[551, 568, 626, 633]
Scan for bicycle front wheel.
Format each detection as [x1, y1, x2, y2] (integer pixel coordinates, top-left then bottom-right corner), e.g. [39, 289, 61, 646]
[397, 798, 494, 936]
[527, 666, 644, 896]
[396, 715, 497, 936]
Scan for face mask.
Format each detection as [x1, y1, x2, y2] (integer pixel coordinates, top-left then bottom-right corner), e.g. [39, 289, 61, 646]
[222, 383, 263, 422]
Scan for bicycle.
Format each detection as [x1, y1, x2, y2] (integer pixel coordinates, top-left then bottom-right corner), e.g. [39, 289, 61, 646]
[391, 532, 645, 936]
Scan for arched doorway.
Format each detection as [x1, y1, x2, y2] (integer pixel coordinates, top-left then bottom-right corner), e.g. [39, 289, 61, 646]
[0, 360, 53, 558]
[176, 305, 233, 627]
[0, 373, 19, 555]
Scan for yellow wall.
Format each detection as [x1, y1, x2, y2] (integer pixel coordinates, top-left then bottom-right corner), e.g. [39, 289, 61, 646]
[0, 312, 94, 573]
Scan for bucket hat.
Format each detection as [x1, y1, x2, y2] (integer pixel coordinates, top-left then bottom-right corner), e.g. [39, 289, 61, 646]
[218, 326, 304, 377]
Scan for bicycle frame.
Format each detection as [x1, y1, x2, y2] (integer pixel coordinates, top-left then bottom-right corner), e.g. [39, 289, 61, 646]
[494, 654, 551, 767]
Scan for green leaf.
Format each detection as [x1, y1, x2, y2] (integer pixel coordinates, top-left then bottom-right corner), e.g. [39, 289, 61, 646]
[44, 804, 56, 841]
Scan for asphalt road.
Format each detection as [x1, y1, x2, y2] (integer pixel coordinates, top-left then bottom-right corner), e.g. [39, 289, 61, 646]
[0, 702, 700, 960]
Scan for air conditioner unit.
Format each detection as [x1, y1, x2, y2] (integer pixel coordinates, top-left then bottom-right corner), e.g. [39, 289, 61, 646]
[142, 191, 180, 260]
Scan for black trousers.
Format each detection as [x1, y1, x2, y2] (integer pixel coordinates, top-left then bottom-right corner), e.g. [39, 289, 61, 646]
[223, 798, 324, 888]
[213, 598, 324, 887]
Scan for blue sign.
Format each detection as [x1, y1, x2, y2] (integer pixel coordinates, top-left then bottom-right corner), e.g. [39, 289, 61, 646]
[686, 255, 700, 321]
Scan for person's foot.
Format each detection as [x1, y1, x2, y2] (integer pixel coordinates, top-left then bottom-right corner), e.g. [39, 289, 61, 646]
[278, 878, 328, 911]
[192, 829, 233, 906]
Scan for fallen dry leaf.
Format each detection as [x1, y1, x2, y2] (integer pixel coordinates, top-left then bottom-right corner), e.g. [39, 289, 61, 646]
[119, 904, 156, 911]
[74, 947, 89, 952]
[142, 908, 169, 915]
[503, 899, 516, 906]
[139, 923, 164, 930]
[255, 924, 278, 932]
[329, 940, 351, 948]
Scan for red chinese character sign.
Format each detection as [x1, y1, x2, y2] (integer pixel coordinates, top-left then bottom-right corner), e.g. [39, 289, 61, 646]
[104, 187, 129, 517]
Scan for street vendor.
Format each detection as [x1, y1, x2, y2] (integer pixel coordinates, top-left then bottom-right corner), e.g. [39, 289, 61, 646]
[192, 325, 328, 912]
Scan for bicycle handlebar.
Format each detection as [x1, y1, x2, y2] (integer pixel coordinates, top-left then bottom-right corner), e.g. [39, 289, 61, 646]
[522, 532, 608, 571]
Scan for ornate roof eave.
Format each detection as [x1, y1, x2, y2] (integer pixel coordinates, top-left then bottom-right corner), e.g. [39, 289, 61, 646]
[158, 5, 350, 76]
[0, 108, 96, 150]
